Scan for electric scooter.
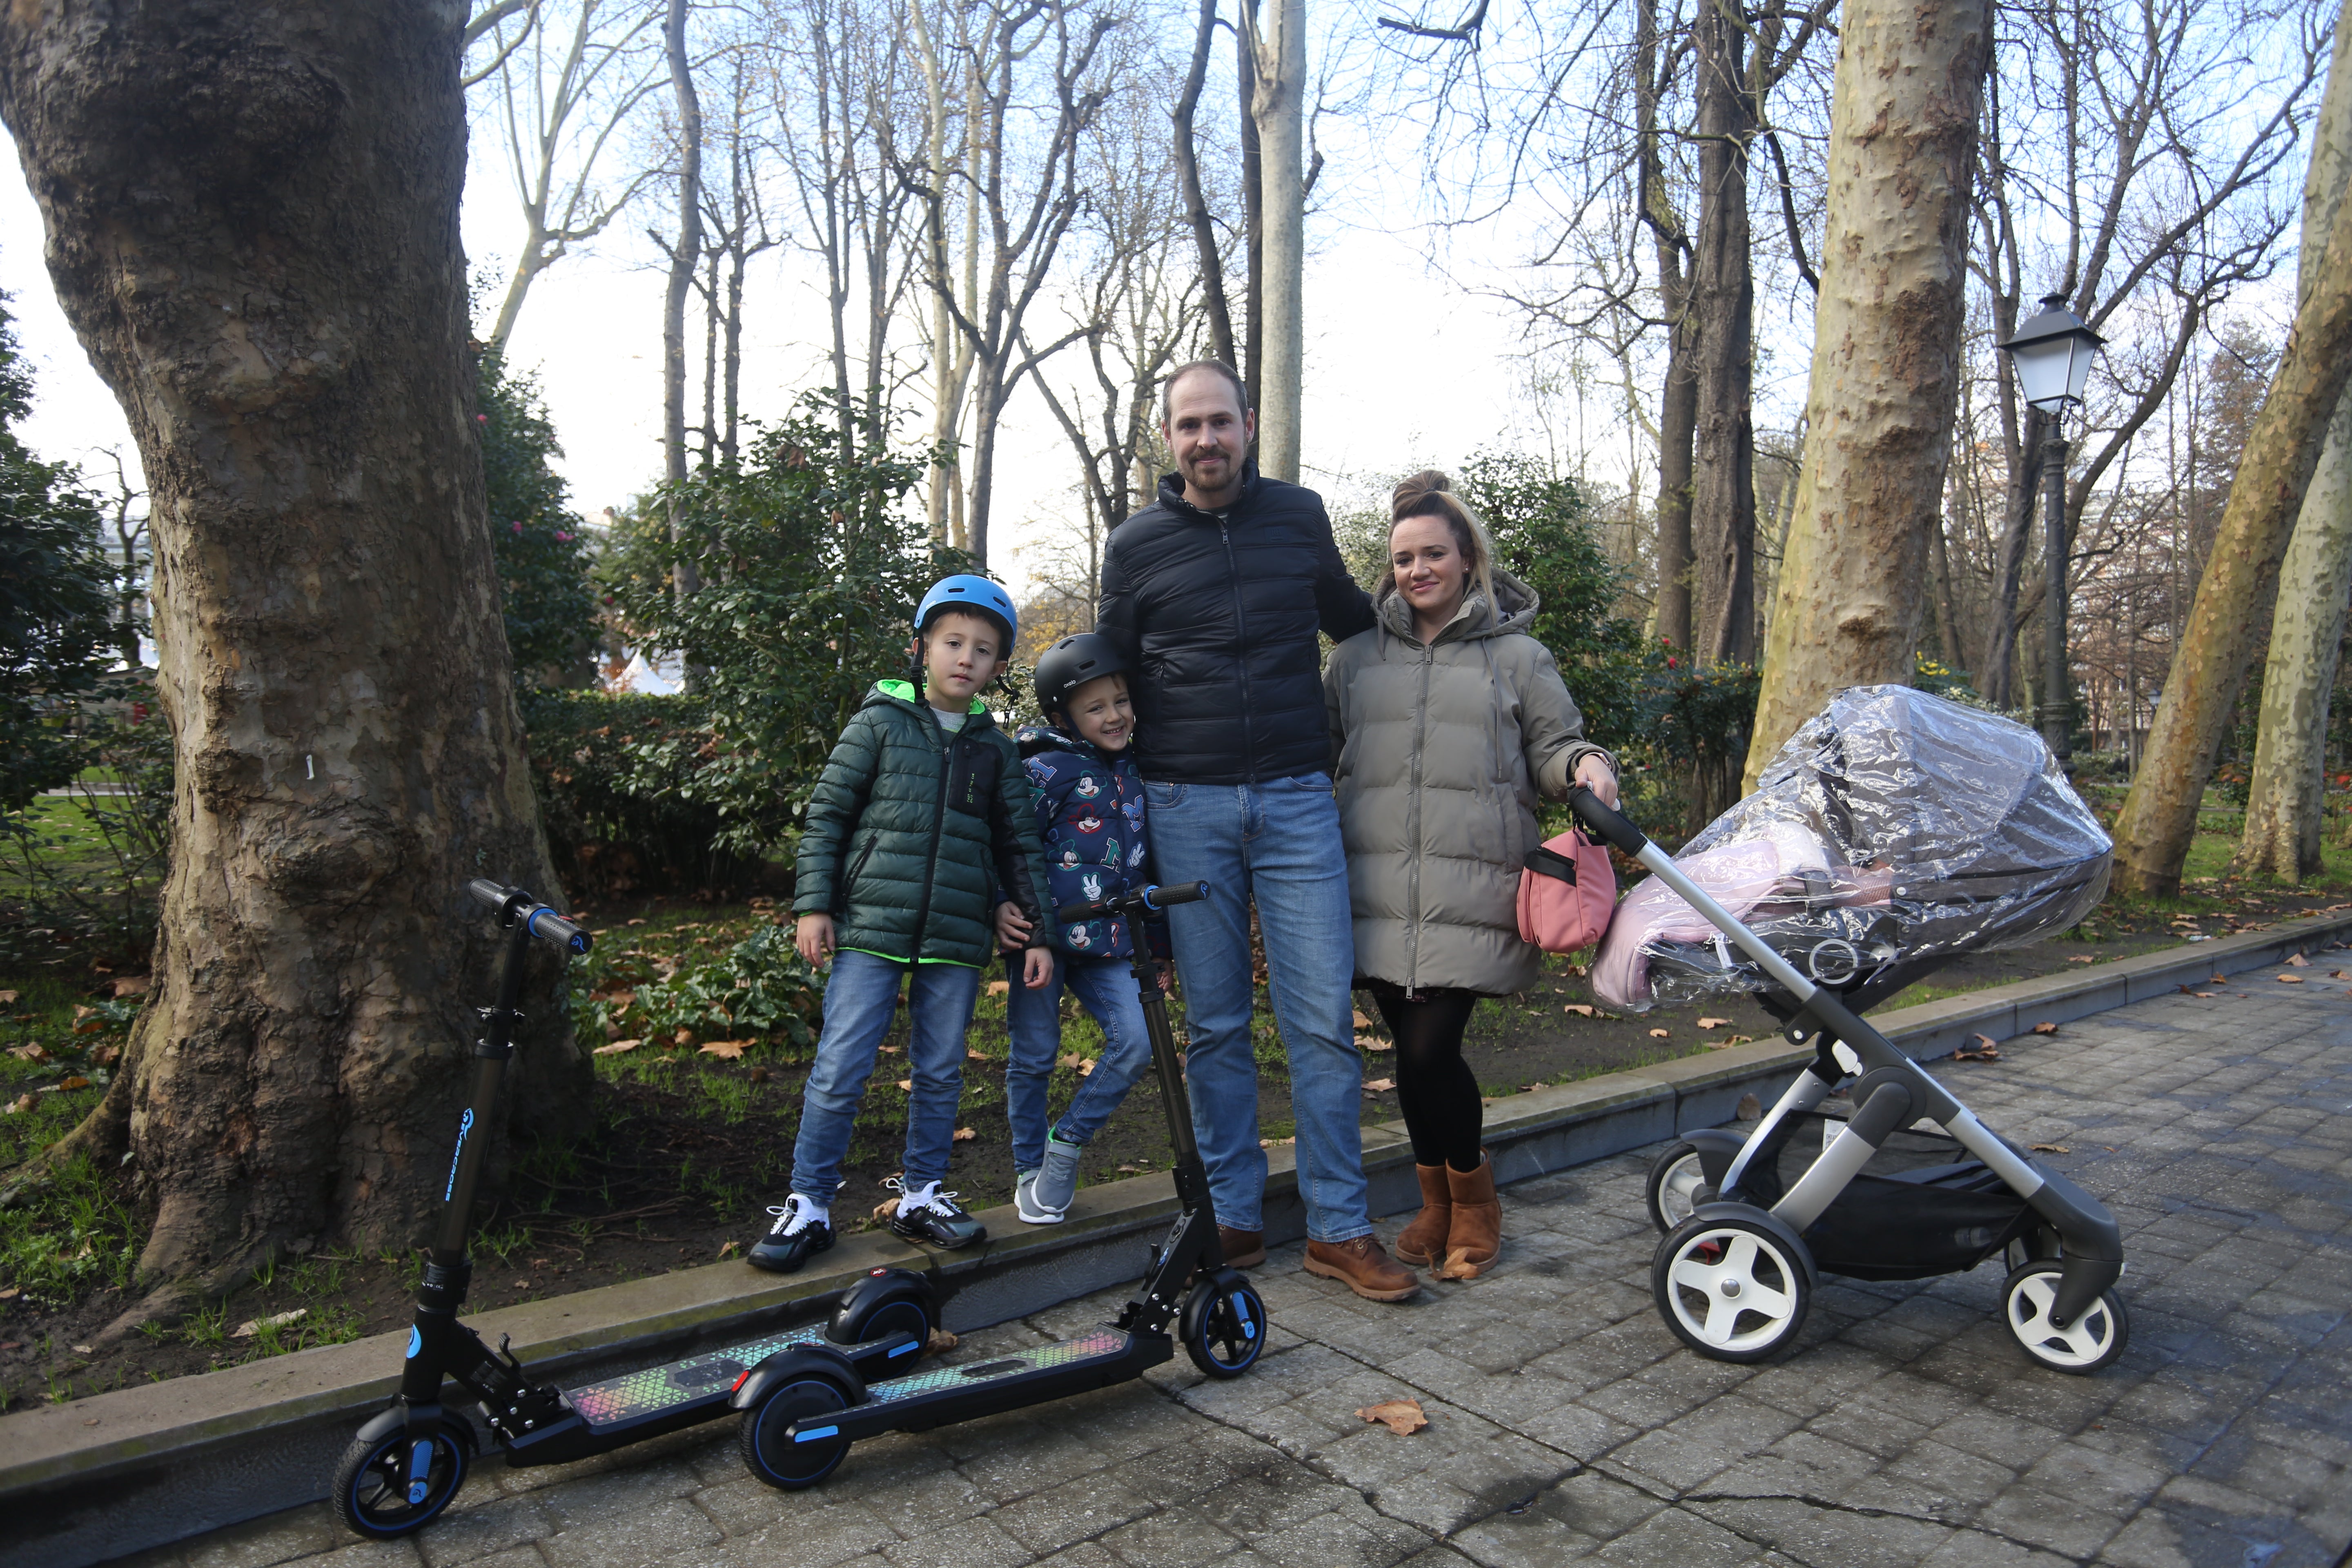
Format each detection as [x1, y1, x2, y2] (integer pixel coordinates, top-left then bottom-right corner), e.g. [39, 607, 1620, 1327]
[333, 880, 940, 1540]
[727, 879, 1267, 1492]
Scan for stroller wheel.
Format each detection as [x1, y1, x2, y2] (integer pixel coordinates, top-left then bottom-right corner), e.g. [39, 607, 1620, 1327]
[1646, 1143, 1709, 1234]
[1654, 1215, 1811, 1362]
[2002, 1261, 2128, 1374]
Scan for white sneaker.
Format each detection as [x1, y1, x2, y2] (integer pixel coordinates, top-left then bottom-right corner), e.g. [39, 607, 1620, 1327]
[1015, 1169, 1066, 1225]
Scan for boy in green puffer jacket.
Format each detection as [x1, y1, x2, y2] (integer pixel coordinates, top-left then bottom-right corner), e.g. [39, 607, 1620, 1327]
[745, 576, 1056, 1273]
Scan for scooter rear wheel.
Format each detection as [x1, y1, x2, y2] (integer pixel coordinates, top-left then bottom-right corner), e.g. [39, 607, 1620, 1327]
[1646, 1142, 1708, 1234]
[1182, 1275, 1268, 1379]
[1653, 1214, 1811, 1363]
[739, 1376, 853, 1489]
[331, 1418, 472, 1539]
[2002, 1261, 2128, 1374]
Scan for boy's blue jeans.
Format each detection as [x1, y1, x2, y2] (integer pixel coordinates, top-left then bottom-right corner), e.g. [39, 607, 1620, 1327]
[1004, 953, 1153, 1172]
[1140, 772, 1371, 1245]
[789, 949, 982, 1204]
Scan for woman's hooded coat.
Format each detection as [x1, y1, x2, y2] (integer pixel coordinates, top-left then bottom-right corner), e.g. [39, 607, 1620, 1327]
[1324, 570, 1612, 995]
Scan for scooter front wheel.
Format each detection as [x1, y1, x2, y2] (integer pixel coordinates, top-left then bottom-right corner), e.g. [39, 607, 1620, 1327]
[1653, 1214, 1811, 1363]
[332, 1418, 472, 1539]
[2002, 1261, 2128, 1374]
[1646, 1142, 1708, 1234]
[739, 1375, 854, 1489]
[1182, 1274, 1268, 1379]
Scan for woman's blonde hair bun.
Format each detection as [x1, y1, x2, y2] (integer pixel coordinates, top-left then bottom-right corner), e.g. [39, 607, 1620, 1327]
[1389, 469, 1496, 611]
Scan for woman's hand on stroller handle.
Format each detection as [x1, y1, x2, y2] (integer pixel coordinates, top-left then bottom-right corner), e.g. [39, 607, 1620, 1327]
[1566, 786, 1649, 857]
[1055, 881, 1210, 923]
[467, 879, 594, 957]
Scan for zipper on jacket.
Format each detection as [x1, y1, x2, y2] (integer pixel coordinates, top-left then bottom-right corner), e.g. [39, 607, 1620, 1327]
[1218, 518, 1259, 783]
[840, 833, 878, 915]
[1408, 636, 1433, 991]
[906, 715, 955, 963]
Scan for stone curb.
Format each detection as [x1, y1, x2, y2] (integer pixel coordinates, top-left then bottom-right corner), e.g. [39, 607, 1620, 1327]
[7, 911, 2348, 1567]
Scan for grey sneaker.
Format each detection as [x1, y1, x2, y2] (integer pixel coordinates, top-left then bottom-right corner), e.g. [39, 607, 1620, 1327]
[1033, 1132, 1084, 1216]
[1015, 1169, 1063, 1225]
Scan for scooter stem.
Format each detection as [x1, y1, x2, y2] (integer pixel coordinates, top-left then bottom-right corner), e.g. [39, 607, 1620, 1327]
[433, 917, 533, 1262]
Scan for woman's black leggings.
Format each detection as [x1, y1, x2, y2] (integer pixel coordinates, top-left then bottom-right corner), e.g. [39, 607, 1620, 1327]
[1366, 987, 1483, 1172]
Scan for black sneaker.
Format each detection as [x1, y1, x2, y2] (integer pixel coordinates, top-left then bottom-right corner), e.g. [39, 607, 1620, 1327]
[748, 1196, 834, 1274]
[885, 1180, 987, 1250]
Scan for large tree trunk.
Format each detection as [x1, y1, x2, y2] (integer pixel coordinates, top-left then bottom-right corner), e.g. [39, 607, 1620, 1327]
[1691, 0, 1757, 665]
[0, 3, 589, 1305]
[1238, 0, 1263, 414]
[2236, 2, 2352, 882]
[1979, 402, 2048, 708]
[1250, 0, 1305, 483]
[1635, 0, 1695, 653]
[1175, 0, 1236, 370]
[2114, 125, 2352, 893]
[1742, 0, 1991, 791]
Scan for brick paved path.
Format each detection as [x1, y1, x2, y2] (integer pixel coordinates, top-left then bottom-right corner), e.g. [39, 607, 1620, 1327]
[138, 980, 2352, 1568]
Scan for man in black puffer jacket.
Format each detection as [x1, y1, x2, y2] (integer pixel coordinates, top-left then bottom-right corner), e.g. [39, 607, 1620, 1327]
[1094, 360, 1418, 1303]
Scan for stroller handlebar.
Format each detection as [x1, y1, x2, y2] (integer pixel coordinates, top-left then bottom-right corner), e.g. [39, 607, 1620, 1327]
[467, 879, 594, 957]
[1566, 784, 1650, 857]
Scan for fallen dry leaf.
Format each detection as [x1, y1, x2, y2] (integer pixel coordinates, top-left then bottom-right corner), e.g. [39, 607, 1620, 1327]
[2285, 952, 2310, 966]
[2, 1094, 33, 1115]
[966, 1049, 992, 1062]
[952, 1127, 977, 1142]
[0, 989, 16, 1004]
[1735, 1093, 1763, 1118]
[2210, 975, 2229, 984]
[1356, 1035, 1393, 1052]
[699, 1040, 750, 1059]
[717, 1240, 742, 1260]
[232, 1309, 307, 1340]
[1953, 1035, 2002, 1062]
[110, 976, 151, 998]
[1352, 1010, 1373, 1030]
[1722, 1035, 1755, 1047]
[895, 1078, 914, 1093]
[1647, 1028, 1670, 1040]
[2277, 974, 2305, 984]
[2031, 1021, 2059, 1036]
[0, 1287, 17, 1300]
[55, 1076, 89, 1091]
[595, 1039, 642, 1056]
[1355, 1399, 1429, 1435]
[2332, 970, 2350, 980]
[1696, 1017, 1731, 1030]
[926, 1327, 958, 1353]
[672, 1029, 695, 1047]
[1118, 1163, 1143, 1174]
[2067, 955, 2096, 964]
[1363, 1078, 1396, 1094]
[5, 1045, 49, 1063]
[985, 980, 1010, 996]
[2194, 991, 2218, 999]
[2030, 1143, 2071, 1154]
[1258, 1136, 1297, 1147]
[1563, 1004, 1595, 1017]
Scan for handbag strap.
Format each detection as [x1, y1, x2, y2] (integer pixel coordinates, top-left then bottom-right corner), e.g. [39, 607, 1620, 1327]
[1523, 842, 1580, 884]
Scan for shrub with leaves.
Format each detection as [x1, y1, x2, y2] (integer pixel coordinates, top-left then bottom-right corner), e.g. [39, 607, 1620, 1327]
[519, 688, 754, 895]
[479, 347, 598, 686]
[576, 915, 822, 1056]
[604, 392, 974, 860]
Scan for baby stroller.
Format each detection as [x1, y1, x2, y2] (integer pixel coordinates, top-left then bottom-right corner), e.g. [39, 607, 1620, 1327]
[1567, 687, 2128, 1373]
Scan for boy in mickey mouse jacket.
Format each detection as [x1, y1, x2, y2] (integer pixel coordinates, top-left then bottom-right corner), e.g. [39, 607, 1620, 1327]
[996, 633, 1169, 1225]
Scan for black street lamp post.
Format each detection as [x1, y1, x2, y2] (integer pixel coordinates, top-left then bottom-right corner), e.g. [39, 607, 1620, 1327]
[1998, 294, 2105, 762]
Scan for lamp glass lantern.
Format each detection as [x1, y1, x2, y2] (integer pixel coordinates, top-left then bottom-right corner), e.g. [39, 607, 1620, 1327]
[1999, 294, 2105, 412]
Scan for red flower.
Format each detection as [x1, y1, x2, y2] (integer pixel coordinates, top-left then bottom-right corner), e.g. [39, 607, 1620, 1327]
[1666, 657, 1678, 670]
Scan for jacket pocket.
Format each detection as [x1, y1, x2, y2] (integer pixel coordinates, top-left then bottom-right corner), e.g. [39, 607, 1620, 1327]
[944, 738, 997, 817]
[839, 835, 878, 910]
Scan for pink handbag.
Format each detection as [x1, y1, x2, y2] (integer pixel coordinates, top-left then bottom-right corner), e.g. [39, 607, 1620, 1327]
[1517, 830, 1617, 953]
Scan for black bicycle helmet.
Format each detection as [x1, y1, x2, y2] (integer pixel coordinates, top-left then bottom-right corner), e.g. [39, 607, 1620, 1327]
[1033, 633, 1131, 719]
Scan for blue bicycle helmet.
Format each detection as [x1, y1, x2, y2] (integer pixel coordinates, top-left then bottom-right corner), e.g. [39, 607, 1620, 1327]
[914, 574, 1018, 647]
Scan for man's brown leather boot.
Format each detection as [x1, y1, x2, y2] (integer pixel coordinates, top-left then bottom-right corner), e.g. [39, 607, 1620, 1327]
[1304, 1235, 1420, 1301]
[1217, 1225, 1267, 1269]
[1394, 1165, 1451, 1268]
[1436, 1153, 1502, 1280]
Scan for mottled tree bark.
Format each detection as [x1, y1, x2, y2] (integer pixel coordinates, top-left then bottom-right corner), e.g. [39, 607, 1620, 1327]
[1743, 0, 1991, 791]
[2114, 140, 2352, 893]
[1635, 0, 1695, 653]
[1249, 0, 1305, 483]
[0, 0, 588, 1304]
[2236, 3, 2352, 882]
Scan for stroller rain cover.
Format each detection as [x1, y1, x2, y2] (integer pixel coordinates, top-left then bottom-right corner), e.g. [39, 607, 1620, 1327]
[1593, 684, 2112, 1011]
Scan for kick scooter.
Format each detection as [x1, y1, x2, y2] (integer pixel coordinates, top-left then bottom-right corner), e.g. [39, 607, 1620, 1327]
[728, 879, 1267, 1491]
[333, 880, 939, 1539]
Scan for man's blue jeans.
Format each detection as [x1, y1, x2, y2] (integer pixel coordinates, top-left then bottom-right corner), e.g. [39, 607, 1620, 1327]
[1004, 953, 1154, 1172]
[1141, 772, 1369, 1243]
[790, 949, 982, 1204]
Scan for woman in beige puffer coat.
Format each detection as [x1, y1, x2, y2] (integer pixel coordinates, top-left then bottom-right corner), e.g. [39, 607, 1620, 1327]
[1324, 470, 1618, 1279]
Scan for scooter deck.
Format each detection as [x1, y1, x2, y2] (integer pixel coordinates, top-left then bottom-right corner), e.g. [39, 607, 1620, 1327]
[503, 1321, 923, 1465]
[786, 1327, 1173, 1444]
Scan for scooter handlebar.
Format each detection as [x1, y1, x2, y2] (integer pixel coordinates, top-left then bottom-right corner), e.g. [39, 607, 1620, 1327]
[1566, 784, 1650, 858]
[1054, 881, 1210, 923]
[467, 879, 594, 957]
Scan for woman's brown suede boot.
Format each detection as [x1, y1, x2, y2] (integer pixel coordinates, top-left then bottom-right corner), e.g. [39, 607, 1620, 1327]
[1394, 1164, 1451, 1267]
[1436, 1153, 1501, 1279]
